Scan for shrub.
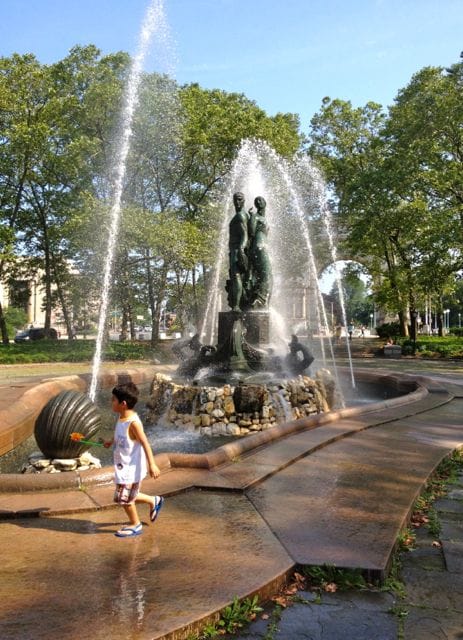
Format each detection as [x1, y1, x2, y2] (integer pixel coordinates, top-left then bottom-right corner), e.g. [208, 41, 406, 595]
[376, 322, 401, 339]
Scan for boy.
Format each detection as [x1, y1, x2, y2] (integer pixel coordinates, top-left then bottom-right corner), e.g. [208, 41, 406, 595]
[111, 382, 164, 537]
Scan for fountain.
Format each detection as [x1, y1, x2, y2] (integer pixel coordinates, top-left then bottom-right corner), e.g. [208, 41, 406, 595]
[147, 145, 348, 437]
[23, 5, 355, 464]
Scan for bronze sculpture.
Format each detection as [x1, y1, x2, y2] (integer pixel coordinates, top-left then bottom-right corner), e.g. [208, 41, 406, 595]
[226, 192, 249, 311]
[247, 196, 272, 308]
[226, 192, 272, 312]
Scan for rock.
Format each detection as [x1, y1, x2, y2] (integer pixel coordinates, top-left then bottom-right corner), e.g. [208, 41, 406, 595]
[52, 459, 78, 471]
[46, 466, 61, 473]
[206, 402, 214, 413]
[233, 384, 266, 413]
[168, 408, 177, 422]
[228, 415, 237, 423]
[223, 397, 236, 416]
[212, 422, 227, 435]
[21, 464, 39, 474]
[193, 415, 202, 427]
[240, 428, 250, 435]
[252, 418, 260, 425]
[200, 414, 211, 427]
[212, 408, 225, 419]
[207, 390, 216, 402]
[215, 387, 224, 397]
[183, 423, 196, 432]
[223, 384, 232, 396]
[261, 405, 270, 419]
[152, 358, 161, 365]
[32, 459, 51, 470]
[79, 465, 90, 471]
[226, 424, 241, 436]
[239, 419, 252, 427]
[249, 424, 262, 431]
[200, 427, 212, 436]
[78, 452, 101, 467]
[28, 451, 44, 462]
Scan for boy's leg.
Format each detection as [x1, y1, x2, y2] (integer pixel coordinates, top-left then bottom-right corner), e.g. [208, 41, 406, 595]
[136, 492, 156, 508]
[136, 492, 164, 522]
[123, 502, 141, 526]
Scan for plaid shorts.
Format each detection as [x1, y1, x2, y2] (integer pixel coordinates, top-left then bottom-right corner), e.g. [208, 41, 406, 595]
[113, 482, 140, 505]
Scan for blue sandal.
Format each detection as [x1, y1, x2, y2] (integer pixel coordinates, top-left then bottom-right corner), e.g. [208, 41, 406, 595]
[150, 496, 164, 523]
[115, 523, 143, 537]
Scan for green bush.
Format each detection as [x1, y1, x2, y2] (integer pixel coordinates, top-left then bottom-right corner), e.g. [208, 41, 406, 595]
[0, 338, 159, 365]
[4, 307, 28, 339]
[376, 322, 401, 339]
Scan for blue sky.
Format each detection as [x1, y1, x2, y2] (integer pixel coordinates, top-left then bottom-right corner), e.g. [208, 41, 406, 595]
[2, 0, 462, 132]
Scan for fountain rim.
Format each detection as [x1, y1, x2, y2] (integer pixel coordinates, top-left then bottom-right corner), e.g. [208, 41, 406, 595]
[0, 366, 438, 493]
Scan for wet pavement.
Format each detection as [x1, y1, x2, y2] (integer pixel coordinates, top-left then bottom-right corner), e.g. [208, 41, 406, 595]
[235, 471, 463, 640]
[0, 360, 463, 639]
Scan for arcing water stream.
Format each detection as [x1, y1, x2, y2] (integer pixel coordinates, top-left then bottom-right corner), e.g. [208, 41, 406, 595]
[199, 139, 355, 396]
[89, 0, 170, 401]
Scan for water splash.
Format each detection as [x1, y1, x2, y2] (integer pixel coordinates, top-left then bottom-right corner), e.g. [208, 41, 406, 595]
[89, 0, 171, 401]
[199, 139, 350, 399]
[306, 161, 356, 389]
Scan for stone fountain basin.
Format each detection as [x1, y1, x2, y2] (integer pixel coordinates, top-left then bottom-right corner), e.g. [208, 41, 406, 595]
[0, 368, 425, 492]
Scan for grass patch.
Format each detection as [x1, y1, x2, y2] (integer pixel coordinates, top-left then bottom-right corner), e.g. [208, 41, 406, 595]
[0, 339, 167, 365]
[187, 595, 263, 639]
[411, 449, 463, 536]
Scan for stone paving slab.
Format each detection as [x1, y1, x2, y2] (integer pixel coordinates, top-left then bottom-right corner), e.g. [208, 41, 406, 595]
[403, 607, 463, 640]
[402, 566, 463, 612]
[236, 591, 397, 640]
[247, 410, 463, 575]
[0, 491, 293, 640]
[0, 486, 97, 517]
[441, 539, 463, 573]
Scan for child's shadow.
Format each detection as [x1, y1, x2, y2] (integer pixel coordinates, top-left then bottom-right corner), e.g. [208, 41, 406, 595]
[6, 511, 119, 535]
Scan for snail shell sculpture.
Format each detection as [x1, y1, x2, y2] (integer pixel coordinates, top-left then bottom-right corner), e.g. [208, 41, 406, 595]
[34, 390, 102, 459]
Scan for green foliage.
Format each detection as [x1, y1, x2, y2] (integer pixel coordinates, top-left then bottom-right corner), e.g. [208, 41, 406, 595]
[3, 307, 28, 338]
[0, 339, 160, 364]
[396, 528, 416, 552]
[303, 564, 368, 591]
[375, 323, 401, 339]
[188, 595, 263, 639]
[308, 53, 463, 332]
[397, 336, 463, 358]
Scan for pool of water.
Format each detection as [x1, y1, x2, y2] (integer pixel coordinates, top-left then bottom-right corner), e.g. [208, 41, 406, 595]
[0, 379, 406, 474]
[0, 382, 236, 473]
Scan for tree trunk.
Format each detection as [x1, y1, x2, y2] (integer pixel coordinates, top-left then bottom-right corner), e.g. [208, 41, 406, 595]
[0, 302, 9, 345]
[43, 243, 53, 332]
[398, 310, 408, 337]
[120, 308, 128, 341]
[51, 254, 74, 341]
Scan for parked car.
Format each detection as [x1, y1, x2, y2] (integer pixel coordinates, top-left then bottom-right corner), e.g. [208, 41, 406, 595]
[14, 327, 59, 343]
[14, 329, 31, 343]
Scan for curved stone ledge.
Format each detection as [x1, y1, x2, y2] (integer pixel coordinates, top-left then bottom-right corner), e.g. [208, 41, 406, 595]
[1, 370, 451, 494]
[0, 366, 157, 458]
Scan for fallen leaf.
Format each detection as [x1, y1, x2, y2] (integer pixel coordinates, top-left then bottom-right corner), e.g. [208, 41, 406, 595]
[261, 614, 269, 620]
[324, 582, 337, 593]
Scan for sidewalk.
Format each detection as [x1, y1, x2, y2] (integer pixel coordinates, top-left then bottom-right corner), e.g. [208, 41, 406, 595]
[0, 367, 462, 639]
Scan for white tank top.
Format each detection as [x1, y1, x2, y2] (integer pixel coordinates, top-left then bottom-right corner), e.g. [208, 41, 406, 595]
[113, 414, 147, 484]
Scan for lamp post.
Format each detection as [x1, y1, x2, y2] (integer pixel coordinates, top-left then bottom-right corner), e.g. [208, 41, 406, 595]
[444, 309, 450, 334]
[410, 309, 417, 354]
[459, 312, 461, 329]
[369, 313, 373, 332]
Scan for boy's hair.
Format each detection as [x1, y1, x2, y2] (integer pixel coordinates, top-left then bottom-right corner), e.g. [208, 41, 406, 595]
[112, 382, 139, 409]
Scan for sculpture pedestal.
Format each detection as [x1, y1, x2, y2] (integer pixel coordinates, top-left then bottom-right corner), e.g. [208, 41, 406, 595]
[243, 311, 270, 347]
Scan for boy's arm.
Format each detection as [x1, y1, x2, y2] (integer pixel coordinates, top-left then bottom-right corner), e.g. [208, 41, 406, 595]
[129, 420, 160, 478]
